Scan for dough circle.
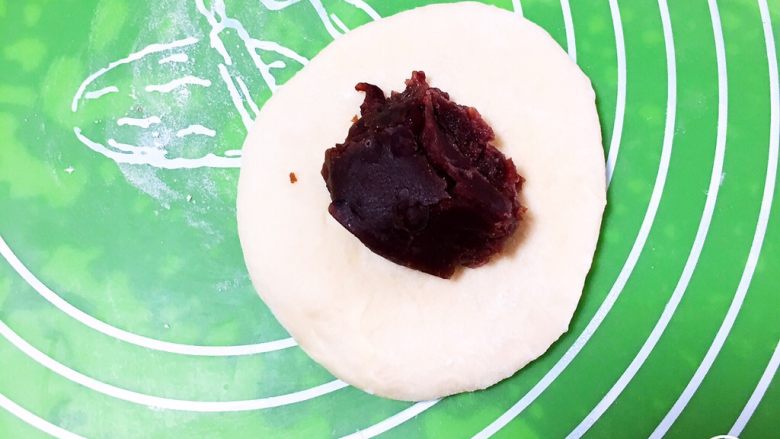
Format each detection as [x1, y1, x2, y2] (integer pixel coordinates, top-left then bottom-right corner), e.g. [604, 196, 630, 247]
[237, 2, 606, 401]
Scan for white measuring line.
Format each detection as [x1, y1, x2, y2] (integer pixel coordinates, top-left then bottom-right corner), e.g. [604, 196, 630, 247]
[605, 0, 626, 185]
[0, 234, 298, 356]
[730, 338, 780, 436]
[340, 399, 439, 439]
[0, 320, 346, 412]
[329, 13, 350, 34]
[512, 0, 523, 17]
[567, 0, 727, 435]
[650, 0, 779, 435]
[560, 0, 576, 62]
[0, 392, 85, 439]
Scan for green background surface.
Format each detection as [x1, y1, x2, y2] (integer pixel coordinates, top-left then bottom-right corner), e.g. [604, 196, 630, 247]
[1, 0, 779, 437]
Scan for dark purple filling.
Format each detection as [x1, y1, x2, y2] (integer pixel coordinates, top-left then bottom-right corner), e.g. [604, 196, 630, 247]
[322, 71, 524, 279]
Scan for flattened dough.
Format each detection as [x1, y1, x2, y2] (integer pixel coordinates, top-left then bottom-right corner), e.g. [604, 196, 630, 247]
[237, 2, 606, 401]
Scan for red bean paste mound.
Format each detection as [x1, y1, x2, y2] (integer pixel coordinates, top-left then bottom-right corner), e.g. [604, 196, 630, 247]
[322, 71, 524, 279]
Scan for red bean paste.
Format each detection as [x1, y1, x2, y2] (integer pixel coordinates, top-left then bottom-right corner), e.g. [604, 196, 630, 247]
[322, 71, 524, 278]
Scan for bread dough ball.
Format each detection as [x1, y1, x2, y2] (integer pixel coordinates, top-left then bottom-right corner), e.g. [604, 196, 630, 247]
[237, 2, 605, 401]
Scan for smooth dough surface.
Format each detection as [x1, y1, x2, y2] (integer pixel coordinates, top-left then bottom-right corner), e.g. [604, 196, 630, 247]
[237, 2, 606, 401]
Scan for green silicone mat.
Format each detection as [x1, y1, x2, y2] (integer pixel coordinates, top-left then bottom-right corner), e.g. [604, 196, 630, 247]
[1, 0, 779, 437]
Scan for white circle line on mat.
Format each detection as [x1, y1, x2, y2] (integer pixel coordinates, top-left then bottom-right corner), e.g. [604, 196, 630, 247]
[0, 393, 85, 439]
[473, 0, 677, 436]
[0, 320, 347, 412]
[340, 399, 440, 439]
[567, 0, 728, 435]
[730, 338, 780, 436]
[512, 0, 523, 16]
[342, 0, 633, 436]
[605, 0, 627, 185]
[0, 234, 298, 356]
[650, 0, 779, 435]
[560, 0, 576, 62]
